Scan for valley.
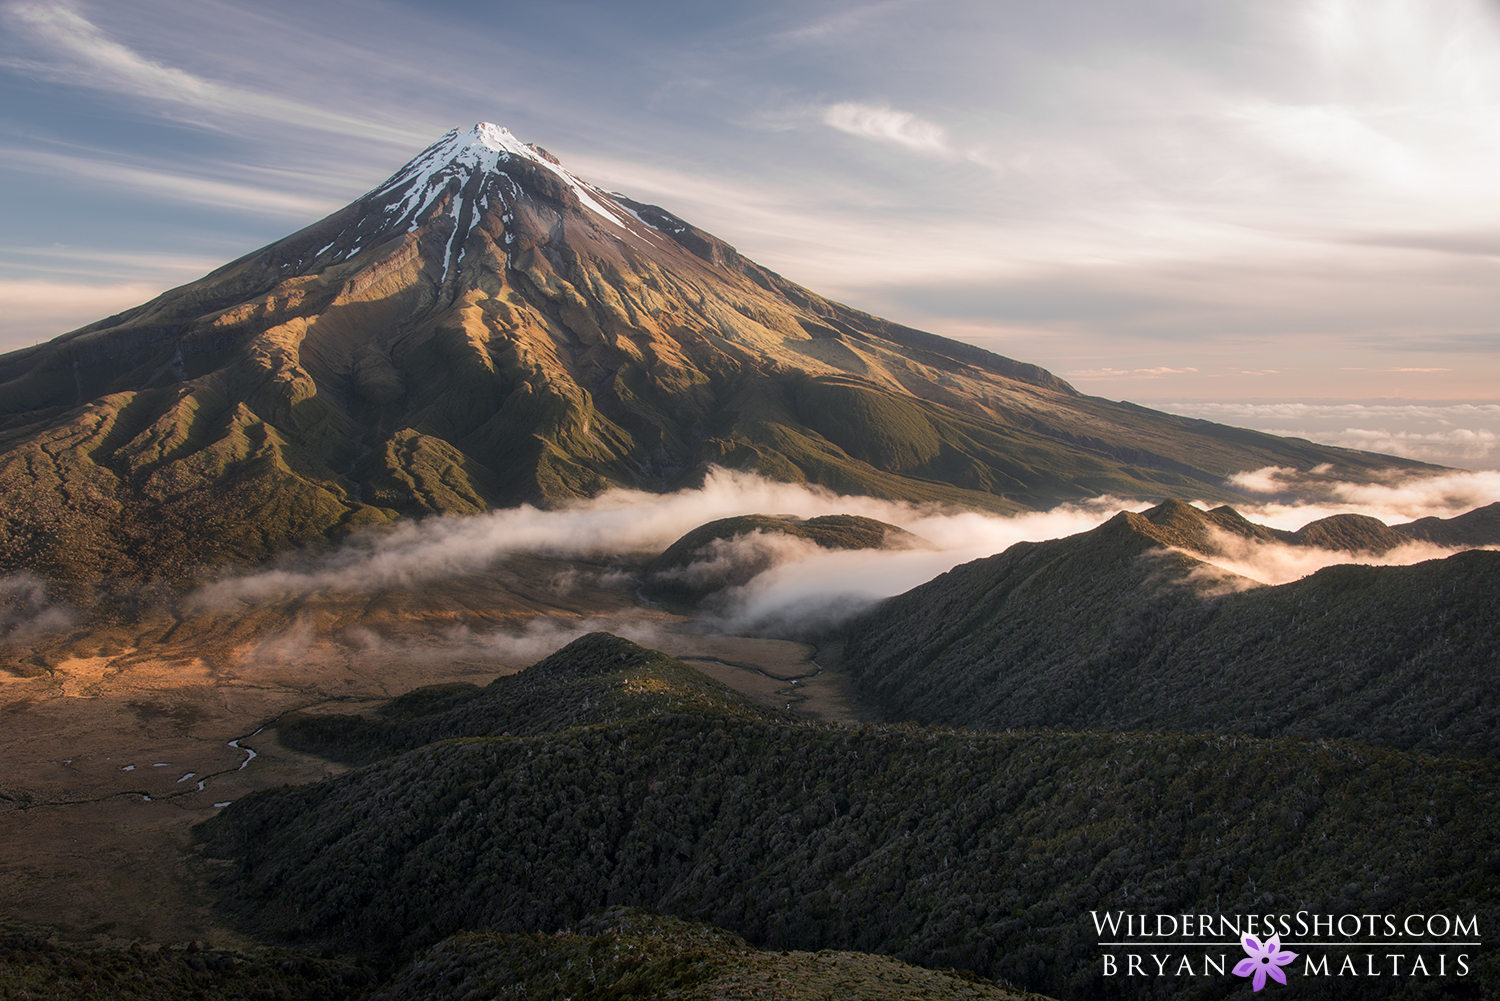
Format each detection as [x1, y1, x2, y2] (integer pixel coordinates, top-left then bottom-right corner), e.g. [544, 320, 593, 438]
[0, 550, 867, 951]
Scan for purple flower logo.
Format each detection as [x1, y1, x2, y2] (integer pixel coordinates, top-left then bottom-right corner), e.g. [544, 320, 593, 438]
[1233, 934, 1297, 991]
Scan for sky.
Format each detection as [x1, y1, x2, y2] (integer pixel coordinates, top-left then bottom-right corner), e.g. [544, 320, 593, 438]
[1, 0, 1497, 465]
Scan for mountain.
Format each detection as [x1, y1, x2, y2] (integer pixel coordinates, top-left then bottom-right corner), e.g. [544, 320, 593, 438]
[0, 123, 1439, 585]
[1394, 500, 1500, 548]
[197, 633, 1500, 1001]
[839, 500, 1500, 755]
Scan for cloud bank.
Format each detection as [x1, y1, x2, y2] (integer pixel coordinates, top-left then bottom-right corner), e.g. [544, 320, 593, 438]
[1146, 401, 1500, 470]
[192, 469, 1131, 608]
[194, 467, 1498, 650]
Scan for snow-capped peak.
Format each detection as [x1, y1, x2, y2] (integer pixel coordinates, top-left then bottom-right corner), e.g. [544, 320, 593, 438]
[299, 123, 657, 285]
[368, 122, 628, 234]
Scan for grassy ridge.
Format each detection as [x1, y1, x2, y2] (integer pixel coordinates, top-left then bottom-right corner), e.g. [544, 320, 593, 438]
[0, 924, 375, 1001]
[197, 637, 1500, 1001]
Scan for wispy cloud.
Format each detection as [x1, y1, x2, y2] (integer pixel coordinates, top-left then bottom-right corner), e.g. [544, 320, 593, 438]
[0, 145, 343, 218]
[190, 469, 1132, 609]
[771, 0, 919, 46]
[1175, 525, 1484, 588]
[822, 102, 954, 157]
[1227, 466, 1500, 522]
[0, 245, 223, 281]
[4, 1, 429, 147]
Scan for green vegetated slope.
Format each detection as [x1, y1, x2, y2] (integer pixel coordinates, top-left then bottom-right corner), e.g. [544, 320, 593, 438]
[640, 513, 919, 606]
[197, 634, 1500, 1001]
[1272, 502, 1500, 552]
[0, 127, 1441, 586]
[841, 500, 1500, 757]
[371, 909, 1044, 1001]
[0, 924, 376, 1001]
[278, 632, 793, 766]
[0, 911, 1041, 1001]
[1395, 501, 1500, 547]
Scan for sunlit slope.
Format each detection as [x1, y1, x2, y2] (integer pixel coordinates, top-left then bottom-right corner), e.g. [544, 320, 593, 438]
[0, 126, 1437, 584]
[841, 500, 1500, 755]
[196, 635, 1500, 1001]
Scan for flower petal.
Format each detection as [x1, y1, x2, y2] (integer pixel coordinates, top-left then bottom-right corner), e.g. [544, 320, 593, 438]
[1265, 934, 1281, 953]
[1252, 968, 1268, 991]
[1234, 958, 1259, 977]
[1267, 964, 1288, 985]
[1243, 934, 1266, 956]
[1273, 949, 1298, 966]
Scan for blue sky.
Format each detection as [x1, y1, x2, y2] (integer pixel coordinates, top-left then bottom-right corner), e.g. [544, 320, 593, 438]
[2, 0, 1498, 407]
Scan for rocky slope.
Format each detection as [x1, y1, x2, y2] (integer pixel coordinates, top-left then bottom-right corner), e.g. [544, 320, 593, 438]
[0, 123, 1437, 585]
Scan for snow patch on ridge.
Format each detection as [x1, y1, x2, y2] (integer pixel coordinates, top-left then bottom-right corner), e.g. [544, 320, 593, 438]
[317, 123, 667, 283]
[370, 123, 630, 238]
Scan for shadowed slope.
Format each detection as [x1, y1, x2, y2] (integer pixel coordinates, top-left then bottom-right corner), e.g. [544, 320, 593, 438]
[841, 500, 1500, 755]
[196, 630, 1500, 1000]
[277, 632, 792, 765]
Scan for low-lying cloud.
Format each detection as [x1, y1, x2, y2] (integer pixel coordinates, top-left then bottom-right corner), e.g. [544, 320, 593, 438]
[0, 572, 75, 644]
[194, 466, 1497, 648]
[1180, 527, 1485, 588]
[191, 469, 1130, 608]
[245, 612, 680, 671]
[1147, 401, 1500, 470]
[1225, 466, 1500, 526]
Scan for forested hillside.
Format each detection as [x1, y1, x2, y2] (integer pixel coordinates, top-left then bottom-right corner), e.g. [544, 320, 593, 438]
[278, 631, 791, 766]
[198, 635, 1500, 1001]
[840, 502, 1500, 756]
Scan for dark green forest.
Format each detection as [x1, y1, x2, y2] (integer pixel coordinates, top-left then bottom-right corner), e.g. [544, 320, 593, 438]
[277, 634, 793, 766]
[0, 909, 1043, 1001]
[198, 634, 1500, 1001]
[841, 502, 1500, 757]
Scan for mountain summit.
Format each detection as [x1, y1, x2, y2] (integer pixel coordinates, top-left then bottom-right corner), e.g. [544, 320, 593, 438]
[0, 124, 1432, 581]
[311, 122, 646, 286]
